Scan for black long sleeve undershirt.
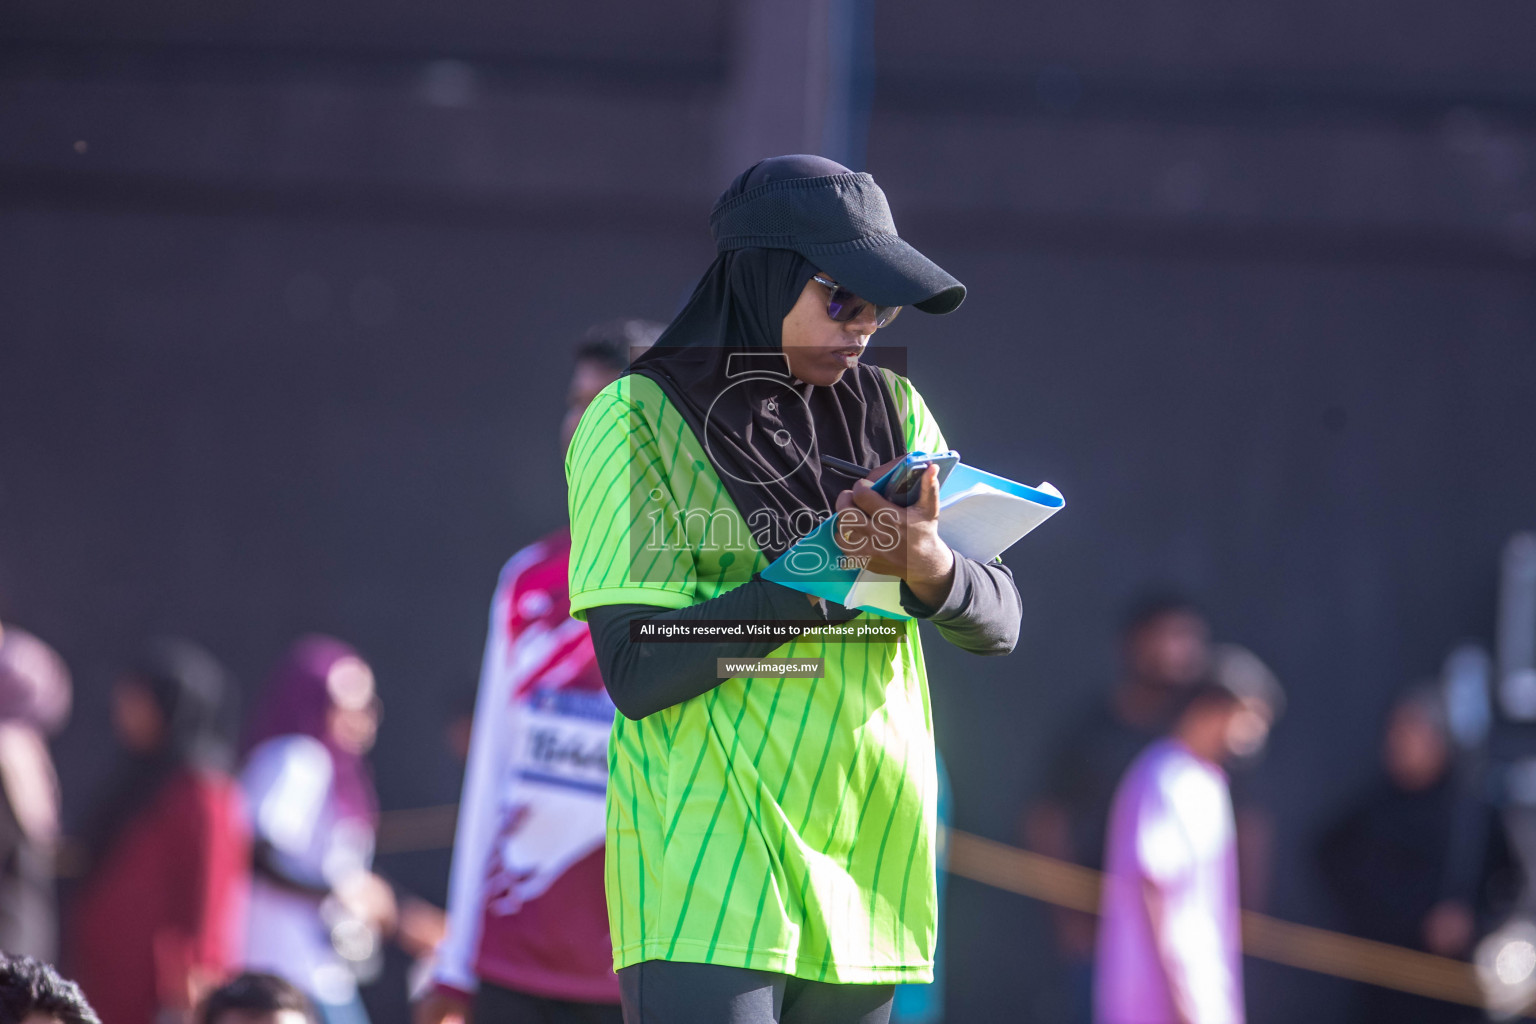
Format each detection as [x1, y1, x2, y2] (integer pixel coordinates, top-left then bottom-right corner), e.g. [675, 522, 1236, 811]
[899, 555, 1022, 656]
[588, 556, 1021, 721]
[587, 577, 816, 721]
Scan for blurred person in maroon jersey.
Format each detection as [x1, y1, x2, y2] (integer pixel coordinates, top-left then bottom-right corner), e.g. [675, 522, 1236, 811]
[70, 639, 251, 1024]
[0, 623, 72, 961]
[414, 320, 660, 1024]
[1318, 685, 1521, 1023]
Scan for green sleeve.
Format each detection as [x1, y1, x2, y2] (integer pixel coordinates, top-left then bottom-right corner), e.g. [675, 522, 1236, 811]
[565, 378, 698, 620]
[880, 367, 949, 454]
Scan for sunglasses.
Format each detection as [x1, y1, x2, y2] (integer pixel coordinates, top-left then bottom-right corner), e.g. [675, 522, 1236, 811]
[812, 275, 902, 329]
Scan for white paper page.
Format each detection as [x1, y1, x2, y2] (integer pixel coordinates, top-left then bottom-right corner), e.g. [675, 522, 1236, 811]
[843, 571, 907, 618]
[938, 481, 1063, 563]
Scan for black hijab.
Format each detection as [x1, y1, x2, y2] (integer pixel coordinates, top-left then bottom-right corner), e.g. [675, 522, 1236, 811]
[628, 161, 910, 559]
[628, 247, 906, 559]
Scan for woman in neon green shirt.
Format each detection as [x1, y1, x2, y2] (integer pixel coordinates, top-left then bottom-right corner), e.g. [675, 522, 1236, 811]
[566, 154, 1022, 1024]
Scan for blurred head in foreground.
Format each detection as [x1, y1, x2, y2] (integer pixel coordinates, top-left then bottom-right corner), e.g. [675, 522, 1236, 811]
[198, 972, 315, 1024]
[0, 954, 99, 1024]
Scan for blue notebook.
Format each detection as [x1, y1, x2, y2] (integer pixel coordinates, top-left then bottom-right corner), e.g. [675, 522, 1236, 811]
[761, 459, 1065, 619]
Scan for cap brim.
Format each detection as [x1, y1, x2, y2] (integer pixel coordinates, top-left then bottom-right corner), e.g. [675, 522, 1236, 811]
[810, 236, 966, 315]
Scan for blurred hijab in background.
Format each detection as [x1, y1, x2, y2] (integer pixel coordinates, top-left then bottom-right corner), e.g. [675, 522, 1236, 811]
[245, 635, 378, 825]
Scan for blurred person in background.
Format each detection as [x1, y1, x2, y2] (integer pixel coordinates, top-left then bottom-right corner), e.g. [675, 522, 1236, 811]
[0, 952, 101, 1024]
[416, 319, 661, 1024]
[0, 624, 71, 961]
[1094, 645, 1283, 1024]
[240, 636, 396, 1024]
[70, 639, 251, 1024]
[1022, 594, 1212, 1018]
[199, 972, 317, 1024]
[1317, 685, 1520, 1023]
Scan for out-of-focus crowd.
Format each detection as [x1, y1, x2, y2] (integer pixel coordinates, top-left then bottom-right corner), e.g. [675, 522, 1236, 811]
[0, 622, 441, 1024]
[0, 321, 1520, 1024]
[1, 592, 1517, 1024]
[1021, 596, 1520, 1024]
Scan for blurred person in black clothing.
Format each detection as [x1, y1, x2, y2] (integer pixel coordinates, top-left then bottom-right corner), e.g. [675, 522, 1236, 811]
[1025, 595, 1213, 880]
[0, 624, 71, 962]
[1319, 685, 1520, 1023]
[0, 953, 101, 1024]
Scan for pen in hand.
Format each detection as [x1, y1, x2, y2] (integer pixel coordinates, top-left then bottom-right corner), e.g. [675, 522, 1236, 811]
[818, 453, 875, 479]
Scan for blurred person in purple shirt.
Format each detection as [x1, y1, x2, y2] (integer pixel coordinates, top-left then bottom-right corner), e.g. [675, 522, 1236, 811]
[1094, 646, 1282, 1024]
[1021, 595, 1211, 1020]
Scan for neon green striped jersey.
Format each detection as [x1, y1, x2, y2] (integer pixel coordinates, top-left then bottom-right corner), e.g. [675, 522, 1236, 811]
[565, 367, 947, 984]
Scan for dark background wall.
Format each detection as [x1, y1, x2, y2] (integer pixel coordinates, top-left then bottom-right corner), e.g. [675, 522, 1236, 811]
[3, 2, 1535, 1020]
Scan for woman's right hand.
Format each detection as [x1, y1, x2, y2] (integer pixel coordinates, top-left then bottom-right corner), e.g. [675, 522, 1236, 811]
[833, 463, 955, 606]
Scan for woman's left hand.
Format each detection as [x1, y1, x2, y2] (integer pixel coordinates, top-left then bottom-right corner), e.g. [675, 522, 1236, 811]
[833, 463, 955, 608]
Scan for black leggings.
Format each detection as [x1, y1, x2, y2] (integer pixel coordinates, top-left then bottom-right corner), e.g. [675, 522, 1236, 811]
[618, 962, 894, 1024]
